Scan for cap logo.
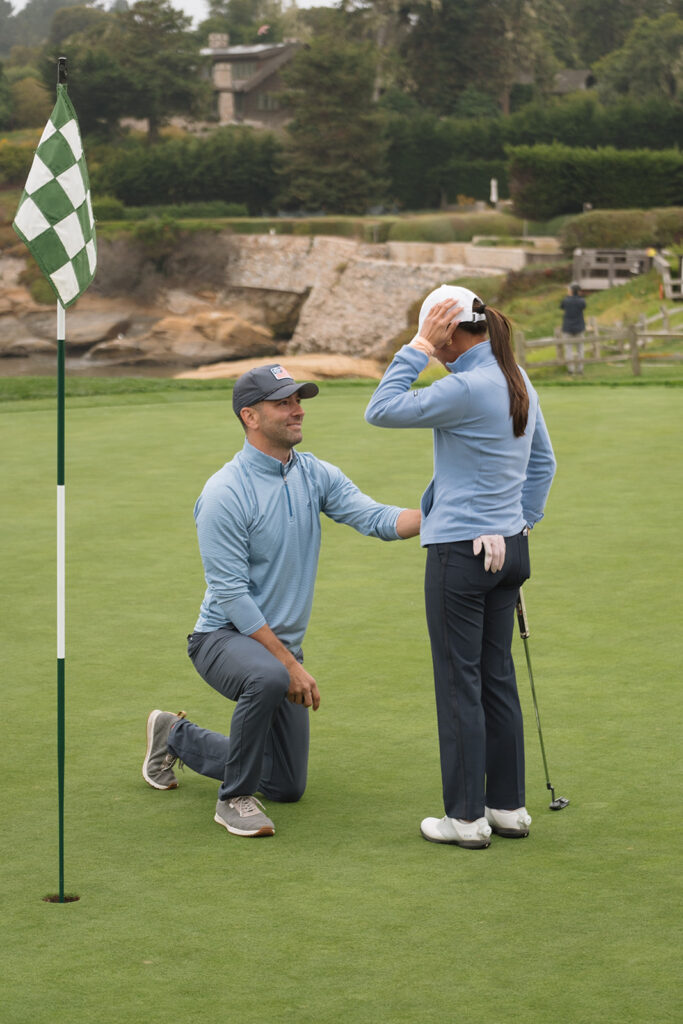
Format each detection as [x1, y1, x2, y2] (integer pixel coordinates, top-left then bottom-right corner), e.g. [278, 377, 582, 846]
[270, 365, 291, 380]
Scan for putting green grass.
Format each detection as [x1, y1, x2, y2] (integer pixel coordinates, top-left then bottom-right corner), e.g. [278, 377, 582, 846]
[2, 382, 681, 1024]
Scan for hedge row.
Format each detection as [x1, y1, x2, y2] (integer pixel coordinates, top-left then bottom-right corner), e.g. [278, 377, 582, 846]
[508, 145, 683, 220]
[386, 212, 524, 243]
[559, 208, 683, 252]
[380, 94, 683, 205]
[92, 197, 249, 220]
[4, 127, 683, 223]
[92, 129, 282, 215]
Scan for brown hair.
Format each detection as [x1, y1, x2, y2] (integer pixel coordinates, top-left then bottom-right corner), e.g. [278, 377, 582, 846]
[459, 301, 529, 437]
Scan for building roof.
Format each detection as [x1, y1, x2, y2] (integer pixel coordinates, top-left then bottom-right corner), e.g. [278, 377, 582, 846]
[553, 69, 596, 93]
[200, 42, 296, 60]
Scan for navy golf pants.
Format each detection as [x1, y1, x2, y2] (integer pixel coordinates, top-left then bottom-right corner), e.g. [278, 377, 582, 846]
[168, 627, 309, 803]
[424, 531, 530, 821]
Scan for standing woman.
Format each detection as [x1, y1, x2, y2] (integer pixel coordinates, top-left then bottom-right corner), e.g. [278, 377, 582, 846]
[365, 285, 556, 849]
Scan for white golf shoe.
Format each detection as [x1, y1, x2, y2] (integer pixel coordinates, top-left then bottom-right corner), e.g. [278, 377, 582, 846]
[420, 815, 492, 848]
[485, 806, 532, 838]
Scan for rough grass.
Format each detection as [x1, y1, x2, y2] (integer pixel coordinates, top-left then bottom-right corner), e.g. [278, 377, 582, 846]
[388, 269, 683, 383]
[2, 383, 681, 1024]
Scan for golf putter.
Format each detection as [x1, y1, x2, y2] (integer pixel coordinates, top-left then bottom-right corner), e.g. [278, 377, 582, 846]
[516, 589, 569, 811]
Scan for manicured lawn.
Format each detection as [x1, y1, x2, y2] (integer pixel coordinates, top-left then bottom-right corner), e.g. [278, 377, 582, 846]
[2, 382, 680, 1023]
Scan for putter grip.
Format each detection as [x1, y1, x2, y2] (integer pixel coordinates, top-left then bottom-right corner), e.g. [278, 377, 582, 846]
[516, 591, 530, 639]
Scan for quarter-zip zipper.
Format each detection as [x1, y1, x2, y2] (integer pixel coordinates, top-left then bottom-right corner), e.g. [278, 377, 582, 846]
[281, 464, 294, 518]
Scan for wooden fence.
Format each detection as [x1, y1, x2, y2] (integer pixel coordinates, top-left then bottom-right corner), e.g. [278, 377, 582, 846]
[514, 306, 683, 376]
[653, 253, 683, 301]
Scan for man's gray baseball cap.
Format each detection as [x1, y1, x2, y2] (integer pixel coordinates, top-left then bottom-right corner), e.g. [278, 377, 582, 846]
[232, 364, 319, 418]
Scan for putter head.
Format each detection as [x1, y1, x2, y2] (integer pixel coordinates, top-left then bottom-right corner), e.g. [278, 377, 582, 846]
[549, 796, 569, 811]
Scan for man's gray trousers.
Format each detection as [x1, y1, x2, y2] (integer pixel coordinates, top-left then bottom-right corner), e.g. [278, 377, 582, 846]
[168, 627, 309, 802]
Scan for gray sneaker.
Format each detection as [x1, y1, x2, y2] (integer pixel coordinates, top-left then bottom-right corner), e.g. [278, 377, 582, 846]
[142, 709, 187, 790]
[214, 795, 275, 837]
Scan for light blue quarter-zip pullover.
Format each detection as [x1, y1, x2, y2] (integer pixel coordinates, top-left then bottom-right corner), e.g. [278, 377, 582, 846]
[193, 440, 403, 649]
[365, 341, 556, 544]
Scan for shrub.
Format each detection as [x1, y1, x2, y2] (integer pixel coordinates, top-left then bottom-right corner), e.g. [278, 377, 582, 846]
[0, 139, 33, 186]
[559, 208, 683, 253]
[448, 213, 525, 241]
[387, 212, 526, 244]
[93, 195, 126, 221]
[9, 76, 51, 129]
[388, 216, 457, 243]
[651, 208, 683, 247]
[130, 216, 182, 271]
[559, 210, 656, 252]
[19, 257, 55, 305]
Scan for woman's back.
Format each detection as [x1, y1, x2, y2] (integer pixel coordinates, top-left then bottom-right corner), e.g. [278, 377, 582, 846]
[421, 344, 540, 542]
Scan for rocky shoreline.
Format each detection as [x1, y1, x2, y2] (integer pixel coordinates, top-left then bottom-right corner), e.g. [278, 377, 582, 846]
[0, 233, 546, 377]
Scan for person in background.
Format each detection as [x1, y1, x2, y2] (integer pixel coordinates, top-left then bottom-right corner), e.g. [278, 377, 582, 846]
[365, 285, 556, 850]
[560, 282, 587, 374]
[142, 364, 420, 839]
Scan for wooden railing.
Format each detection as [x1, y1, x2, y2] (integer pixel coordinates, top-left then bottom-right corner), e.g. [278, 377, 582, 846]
[653, 254, 683, 301]
[514, 306, 683, 376]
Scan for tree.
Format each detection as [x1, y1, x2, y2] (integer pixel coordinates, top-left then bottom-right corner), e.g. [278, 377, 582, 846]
[398, 0, 480, 115]
[42, 0, 210, 141]
[568, 0, 681, 67]
[482, 1, 560, 115]
[339, 0, 423, 102]
[594, 13, 683, 104]
[453, 85, 501, 120]
[49, 4, 107, 46]
[531, 0, 579, 67]
[0, 0, 16, 58]
[8, 0, 84, 48]
[400, 0, 559, 116]
[0, 61, 13, 128]
[115, 0, 210, 140]
[10, 74, 52, 126]
[279, 35, 388, 213]
[197, 0, 285, 46]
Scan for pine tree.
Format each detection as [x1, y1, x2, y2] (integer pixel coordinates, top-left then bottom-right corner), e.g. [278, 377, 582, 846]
[279, 35, 388, 213]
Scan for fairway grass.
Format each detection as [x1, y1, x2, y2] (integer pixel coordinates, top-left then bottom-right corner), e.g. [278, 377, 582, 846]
[2, 383, 681, 1024]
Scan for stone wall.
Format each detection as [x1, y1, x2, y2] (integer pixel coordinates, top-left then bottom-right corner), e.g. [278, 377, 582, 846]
[224, 235, 502, 358]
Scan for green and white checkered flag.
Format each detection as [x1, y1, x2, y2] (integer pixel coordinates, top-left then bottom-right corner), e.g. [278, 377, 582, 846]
[12, 83, 96, 308]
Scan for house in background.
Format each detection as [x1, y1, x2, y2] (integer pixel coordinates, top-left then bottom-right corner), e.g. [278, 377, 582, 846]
[201, 34, 301, 131]
[552, 69, 596, 94]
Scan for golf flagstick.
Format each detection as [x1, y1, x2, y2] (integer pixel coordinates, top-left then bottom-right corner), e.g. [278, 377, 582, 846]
[516, 589, 569, 811]
[12, 56, 97, 901]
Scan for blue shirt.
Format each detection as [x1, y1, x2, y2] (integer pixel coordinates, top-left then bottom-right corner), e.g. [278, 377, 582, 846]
[193, 439, 404, 650]
[365, 342, 556, 544]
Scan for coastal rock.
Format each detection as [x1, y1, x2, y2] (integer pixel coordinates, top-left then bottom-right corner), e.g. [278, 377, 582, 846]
[0, 314, 58, 357]
[22, 310, 132, 350]
[0, 287, 42, 316]
[2, 335, 57, 357]
[88, 312, 279, 365]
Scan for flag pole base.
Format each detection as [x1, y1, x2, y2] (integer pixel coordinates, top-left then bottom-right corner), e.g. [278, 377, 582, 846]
[42, 893, 80, 903]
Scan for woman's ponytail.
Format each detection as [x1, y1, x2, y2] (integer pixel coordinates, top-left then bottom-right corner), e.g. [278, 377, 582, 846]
[476, 302, 528, 437]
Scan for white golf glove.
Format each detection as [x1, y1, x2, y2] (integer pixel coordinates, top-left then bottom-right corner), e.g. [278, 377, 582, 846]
[473, 535, 506, 573]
